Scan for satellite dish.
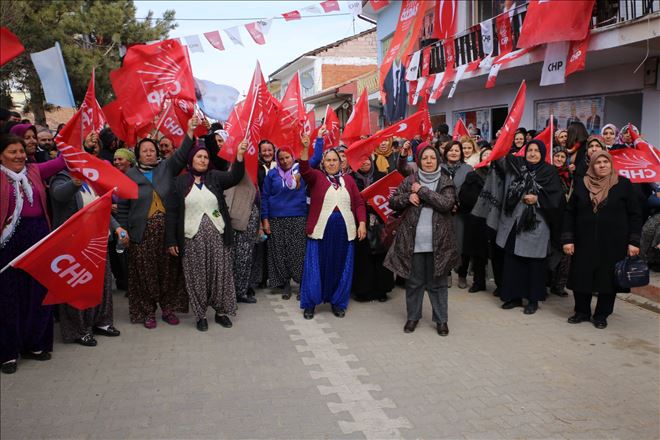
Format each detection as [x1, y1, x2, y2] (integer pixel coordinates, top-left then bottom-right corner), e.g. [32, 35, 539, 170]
[300, 72, 314, 90]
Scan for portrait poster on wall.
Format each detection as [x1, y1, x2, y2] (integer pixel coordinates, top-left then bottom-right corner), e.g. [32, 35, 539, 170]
[536, 97, 604, 134]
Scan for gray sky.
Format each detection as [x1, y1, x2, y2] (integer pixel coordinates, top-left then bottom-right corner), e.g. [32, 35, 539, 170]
[135, 1, 374, 97]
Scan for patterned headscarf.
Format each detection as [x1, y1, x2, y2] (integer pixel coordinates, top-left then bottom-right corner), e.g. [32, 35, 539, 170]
[275, 146, 299, 190]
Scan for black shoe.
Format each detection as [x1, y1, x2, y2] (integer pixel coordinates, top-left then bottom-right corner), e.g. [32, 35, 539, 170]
[303, 308, 315, 319]
[1, 361, 17, 374]
[523, 301, 538, 315]
[296, 294, 300, 301]
[403, 320, 418, 333]
[246, 287, 256, 297]
[196, 318, 208, 332]
[215, 314, 233, 328]
[74, 334, 98, 347]
[282, 292, 292, 300]
[567, 313, 591, 324]
[237, 296, 257, 304]
[493, 288, 500, 297]
[501, 299, 523, 309]
[93, 326, 120, 337]
[331, 305, 346, 318]
[468, 285, 486, 293]
[378, 295, 388, 302]
[437, 322, 449, 336]
[282, 281, 292, 300]
[457, 277, 468, 289]
[20, 351, 51, 361]
[593, 319, 608, 329]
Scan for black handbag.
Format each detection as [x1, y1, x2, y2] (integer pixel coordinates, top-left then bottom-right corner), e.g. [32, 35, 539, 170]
[614, 256, 650, 289]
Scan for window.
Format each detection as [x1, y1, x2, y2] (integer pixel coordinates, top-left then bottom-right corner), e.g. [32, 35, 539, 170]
[469, 0, 511, 26]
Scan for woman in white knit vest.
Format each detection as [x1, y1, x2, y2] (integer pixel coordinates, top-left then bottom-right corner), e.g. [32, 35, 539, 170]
[165, 141, 247, 331]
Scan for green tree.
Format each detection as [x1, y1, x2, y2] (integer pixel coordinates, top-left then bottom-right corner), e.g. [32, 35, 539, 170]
[0, 0, 176, 125]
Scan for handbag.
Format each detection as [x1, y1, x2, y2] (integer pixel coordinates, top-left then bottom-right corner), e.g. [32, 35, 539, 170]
[614, 256, 650, 289]
[367, 213, 402, 255]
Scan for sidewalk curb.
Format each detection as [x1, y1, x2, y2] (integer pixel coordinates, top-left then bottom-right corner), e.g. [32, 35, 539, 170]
[618, 292, 660, 314]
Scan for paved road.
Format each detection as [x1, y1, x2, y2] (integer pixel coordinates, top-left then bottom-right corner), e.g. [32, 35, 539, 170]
[2, 284, 659, 439]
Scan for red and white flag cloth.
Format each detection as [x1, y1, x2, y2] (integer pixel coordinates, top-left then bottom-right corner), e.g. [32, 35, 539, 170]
[1, 191, 113, 310]
[224, 26, 244, 46]
[0, 27, 25, 66]
[245, 20, 272, 45]
[485, 47, 533, 88]
[452, 118, 470, 141]
[369, 0, 390, 12]
[629, 128, 660, 164]
[421, 47, 432, 77]
[476, 80, 527, 168]
[610, 148, 660, 183]
[282, 10, 302, 21]
[448, 61, 479, 99]
[411, 77, 428, 106]
[342, 87, 372, 145]
[515, 118, 554, 164]
[302, 5, 323, 14]
[320, 1, 341, 13]
[517, 0, 594, 49]
[272, 72, 307, 156]
[495, 13, 513, 56]
[65, 69, 107, 149]
[428, 66, 456, 103]
[540, 41, 570, 86]
[565, 33, 590, 79]
[432, 0, 458, 40]
[405, 50, 422, 81]
[313, 105, 341, 149]
[480, 19, 494, 57]
[184, 34, 204, 53]
[346, 110, 431, 171]
[443, 39, 456, 71]
[360, 170, 405, 222]
[204, 31, 225, 51]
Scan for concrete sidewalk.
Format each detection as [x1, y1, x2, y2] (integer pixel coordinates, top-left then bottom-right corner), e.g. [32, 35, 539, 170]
[1, 284, 659, 439]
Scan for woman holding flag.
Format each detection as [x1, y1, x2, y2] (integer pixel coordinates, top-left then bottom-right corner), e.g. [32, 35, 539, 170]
[117, 117, 199, 329]
[0, 133, 66, 374]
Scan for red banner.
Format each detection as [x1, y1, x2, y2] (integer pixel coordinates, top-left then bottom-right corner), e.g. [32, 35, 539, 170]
[3, 191, 113, 310]
[204, 31, 225, 51]
[432, 0, 458, 40]
[0, 27, 25, 66]
[360, 170, 404, 222]
[370, 0, 390, 12]
[346, 110, 431, 172]
[272, 72, 306, 156]
[282, 11, 302, 21]
[565, 33, 590, 79]
[65, 70, 107, 149]
[320, 1, 340, 13]
[476, 80, 526, 168]
[452, 118, 470, 141]
[610, 148, 660, 183]
[342, 88, 372, 145]
[517, 0, 594, 49]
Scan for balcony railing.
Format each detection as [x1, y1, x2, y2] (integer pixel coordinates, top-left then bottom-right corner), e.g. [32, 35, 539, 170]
[594, 0, 659, 28]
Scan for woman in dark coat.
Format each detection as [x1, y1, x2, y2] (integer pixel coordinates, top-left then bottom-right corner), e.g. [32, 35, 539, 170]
[562, 151, 642, 329]
[384, 145, 460, 336]
[458, 148, 492, 292]
[351, 156, 394, 302]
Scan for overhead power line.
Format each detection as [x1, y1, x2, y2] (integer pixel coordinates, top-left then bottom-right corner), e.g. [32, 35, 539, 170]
[137, 13, 354, 21]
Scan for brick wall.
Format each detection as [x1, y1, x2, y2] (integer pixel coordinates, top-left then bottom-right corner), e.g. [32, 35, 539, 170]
[317, 30, 377, 58]
[322, 65, 377, 89]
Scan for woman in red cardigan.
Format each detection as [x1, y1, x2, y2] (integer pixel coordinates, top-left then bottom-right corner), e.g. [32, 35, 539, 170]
[299, 135, 366, 319]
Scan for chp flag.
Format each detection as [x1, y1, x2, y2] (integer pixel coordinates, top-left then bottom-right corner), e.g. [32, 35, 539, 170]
[1, 191, 114, 310]
[360, 170, 405, 222]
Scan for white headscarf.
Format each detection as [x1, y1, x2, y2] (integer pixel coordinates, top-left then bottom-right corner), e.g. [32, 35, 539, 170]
[0, 164, 34, 247]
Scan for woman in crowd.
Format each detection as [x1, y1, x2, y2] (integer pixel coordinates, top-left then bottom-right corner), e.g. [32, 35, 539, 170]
[601, 124, 618, 149]
[351, 156, 394, 302]
[525, 130, 537, 143]
[495, 140, 564, 314]
[50, 133, 124, 346]
[460, 135, 480, 168]
[113, 148, 136, 173]
[261, 141, 309, 300]
[0, 134, 66, 374]
[612, 123, 639, 150]
[117, 118, 198, 329]
[158, 137, 174, 160]
[562, 151, 642, 329]
[566, 122, 589, 172]
[374, 138, 397, 174]
[110, 148, 135, 291]
[165, 141, 246, 331]
[258, 139, 277, 189]
[384, 144, 459, 336]
[554, 129, 568, 148]
[510, 129, 526, 154]
[442, 141, 473, 288]
[458, 148, 492, 292]
[299, 135, 366, 319]
[9, 124, 38, 163]
[574, 135, 607, 178]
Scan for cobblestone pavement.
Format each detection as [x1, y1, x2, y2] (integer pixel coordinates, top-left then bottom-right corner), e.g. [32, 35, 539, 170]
[2, 282, 659, 439]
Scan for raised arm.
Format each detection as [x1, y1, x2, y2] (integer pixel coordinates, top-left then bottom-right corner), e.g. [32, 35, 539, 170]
[165, 116, 199, 176]
[212, 140, 247, 189]
[36, 154, 66, 180]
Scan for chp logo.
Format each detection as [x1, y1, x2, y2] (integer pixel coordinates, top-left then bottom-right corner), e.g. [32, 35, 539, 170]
[50, 235, 107, 287]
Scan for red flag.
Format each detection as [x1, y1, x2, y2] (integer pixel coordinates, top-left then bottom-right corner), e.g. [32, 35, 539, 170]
[475, 80, 526, 168]
[2, 191, 113, 310]
[443, 39, 456, 71]
[379, 0, 425, 103]
[171, 98, 207, 139]
[346, 110, 430, 171]
[312, 105, 340, 150]
[407, 80, 418, 107]
[630, 128, 660, 164]
[56, 113, 138, 199]
[452, 119, 470, 141]
[370, 0, 390, 12]
[342, 88, 372, 145]
[360, 170, 404, 222]
[432, 0, 458, 40]
[495, 13, 513, 56]
[565, 34, 590, 79]
[485, 47, 533, 89]
[282, 11, 302, 21]
[245, 21, 268, 45]
[517, 0, 594, 49]
[154, 100, 186, 146]
[610, 148, 660, 183]
[0, 27, 25, 66]
[272, 72, 306, 156]
[421, 47, 432, 77]
[320, 1, 340, 13]
[110, 39, 196, 128]
[221, 103, 245, 163]
[66, 70, 107, 149]
[515, 119, 553, 164]
[429, 66, 455, 102]
[204, 31, 225, 51]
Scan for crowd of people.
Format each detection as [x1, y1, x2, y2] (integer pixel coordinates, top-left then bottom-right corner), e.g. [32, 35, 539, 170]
[1, 105, 658, 376]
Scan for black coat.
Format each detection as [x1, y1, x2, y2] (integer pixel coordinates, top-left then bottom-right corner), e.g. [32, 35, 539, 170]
[561, 176, 643, 294]
[165, 161, 244, 256]
[459, 170, 489, 258]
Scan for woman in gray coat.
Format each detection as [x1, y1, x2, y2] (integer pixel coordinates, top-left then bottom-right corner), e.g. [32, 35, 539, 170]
[384, 144, 460, 336]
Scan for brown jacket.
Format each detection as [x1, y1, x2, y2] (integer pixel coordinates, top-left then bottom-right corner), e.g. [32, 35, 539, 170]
[383, 171, 460, 278]
[224, 171, 257, 232]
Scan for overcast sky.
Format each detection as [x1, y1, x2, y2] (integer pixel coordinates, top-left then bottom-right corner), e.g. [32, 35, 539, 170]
[134, 1, 375, 97]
